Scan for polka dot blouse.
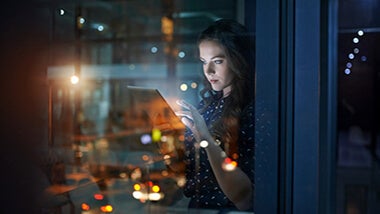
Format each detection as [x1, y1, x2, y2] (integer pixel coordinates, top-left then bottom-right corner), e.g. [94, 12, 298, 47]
[183, 96, 255, 211]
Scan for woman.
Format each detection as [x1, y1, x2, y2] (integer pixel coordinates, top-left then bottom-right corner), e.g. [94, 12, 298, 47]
[176, 19, 255, 212]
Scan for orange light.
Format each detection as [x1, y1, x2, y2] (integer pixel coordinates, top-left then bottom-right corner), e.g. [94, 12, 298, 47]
[94, 193, 104, 200]
[161, 16, 173, 35]
[81, 203, 90, 211]
[152, 185, 160, 193]
[134, 183, 141, 191]
[222, 157, 238, 171]
[100, 204, 113, 213]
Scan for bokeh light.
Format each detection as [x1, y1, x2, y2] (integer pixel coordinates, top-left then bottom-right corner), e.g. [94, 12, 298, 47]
[222, 157, 237, 171]
[180, 83, 188, 91]
[152, 128, 161, 142]
[141, 134, 152, 144]
[70, 75, 79, 84]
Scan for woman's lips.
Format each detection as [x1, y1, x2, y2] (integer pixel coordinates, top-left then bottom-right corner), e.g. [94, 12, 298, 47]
[210, 79, 218, 84]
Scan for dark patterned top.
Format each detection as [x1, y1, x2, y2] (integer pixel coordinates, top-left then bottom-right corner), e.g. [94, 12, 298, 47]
[183, 96, 255, 211]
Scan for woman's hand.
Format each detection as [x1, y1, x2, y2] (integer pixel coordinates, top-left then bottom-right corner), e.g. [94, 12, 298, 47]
[175, 99, 212, 142]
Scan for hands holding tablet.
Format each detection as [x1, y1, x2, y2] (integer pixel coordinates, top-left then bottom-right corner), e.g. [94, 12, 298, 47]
[175, 99, 213, 143]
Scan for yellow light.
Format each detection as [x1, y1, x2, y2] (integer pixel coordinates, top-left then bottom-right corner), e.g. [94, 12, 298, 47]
[70, 75, 79, 84]
[100, 205, 113, 213]
[134, 183, 141, 191]
[151, 185, 160, 193]
[152, 128, 161, 142]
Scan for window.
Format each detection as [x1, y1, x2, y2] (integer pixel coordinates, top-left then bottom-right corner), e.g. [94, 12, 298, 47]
[44, 1, 255, 213]
[337, 1, 380, 213]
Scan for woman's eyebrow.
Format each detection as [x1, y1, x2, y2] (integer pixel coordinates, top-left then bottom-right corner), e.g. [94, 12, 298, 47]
[211, 54, 226, 59]
[200, 54, 226, 60]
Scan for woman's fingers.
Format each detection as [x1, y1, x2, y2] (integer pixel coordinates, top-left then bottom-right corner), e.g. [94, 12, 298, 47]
[181, 117, 193, 129]
[175, 110, 193, 121]
[176, 99, 197, 111]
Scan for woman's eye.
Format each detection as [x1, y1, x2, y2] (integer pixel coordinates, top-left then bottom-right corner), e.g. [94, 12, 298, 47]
[214, 60, 223, 64]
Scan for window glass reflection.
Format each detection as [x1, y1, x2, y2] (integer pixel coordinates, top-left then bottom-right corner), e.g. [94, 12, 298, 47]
[43, 1, 255, 213]
[337, 0, 380, 213]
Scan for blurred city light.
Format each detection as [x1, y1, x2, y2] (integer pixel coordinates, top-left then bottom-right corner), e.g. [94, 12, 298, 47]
[141, 134, 152, 144]
[178, 51, 186, 58]
[180, 83, 188, 91]
[97, 25, 104, 31]
[81, 203, 90, 211]
[70, 74, 79, 84]
[151, 46, 158, 53]
[222, 157, 237, 171]
[200, 140, 209, 148]
[100, 205, 113, 213]
[94, 193, 104, 200]
[152, 128, 161, 142]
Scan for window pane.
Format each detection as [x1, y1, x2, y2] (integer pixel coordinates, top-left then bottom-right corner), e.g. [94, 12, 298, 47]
[337, 1, 380, 213]
[44, 1, 255, 213]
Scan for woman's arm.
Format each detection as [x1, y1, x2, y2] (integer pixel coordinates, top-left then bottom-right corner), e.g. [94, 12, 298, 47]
[203, 136, 253, 210]
[176, 99, 253, 210]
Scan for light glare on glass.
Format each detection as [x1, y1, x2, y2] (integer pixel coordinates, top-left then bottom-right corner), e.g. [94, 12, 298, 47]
[348, 53, 355, 60]
[180, 83, 188, 91]
[97, 25, 104, 31]
[100, 205, 113, 213]
[357, 30, 364, 36]
[151, 46, 158, 53]
[344, 68, 351, 75]
[70, 75, 79, 84]
[178, 51, 186, 58]
[200, 140, 209, 148]
[141, 134, 152, 144]
[353, 37, 359, 44]
[222, 157, 237, 171]
[79, 17, 85, 24]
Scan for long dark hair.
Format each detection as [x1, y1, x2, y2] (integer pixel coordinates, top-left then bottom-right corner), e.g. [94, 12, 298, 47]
[198, 19, 254, 157]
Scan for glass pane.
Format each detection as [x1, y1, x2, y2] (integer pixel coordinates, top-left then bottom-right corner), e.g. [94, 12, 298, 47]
[337, 1, 380, 213]
[44, 1, 255, 213]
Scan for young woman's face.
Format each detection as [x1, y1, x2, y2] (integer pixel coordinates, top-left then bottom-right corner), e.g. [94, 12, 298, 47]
[199, 40, 234, 97]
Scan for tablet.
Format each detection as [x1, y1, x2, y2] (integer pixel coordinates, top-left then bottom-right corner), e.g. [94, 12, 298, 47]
[126, 85, 185, 132]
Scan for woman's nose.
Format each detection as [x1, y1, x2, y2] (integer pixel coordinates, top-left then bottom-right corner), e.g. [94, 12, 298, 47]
[204, 64, 215, 75]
